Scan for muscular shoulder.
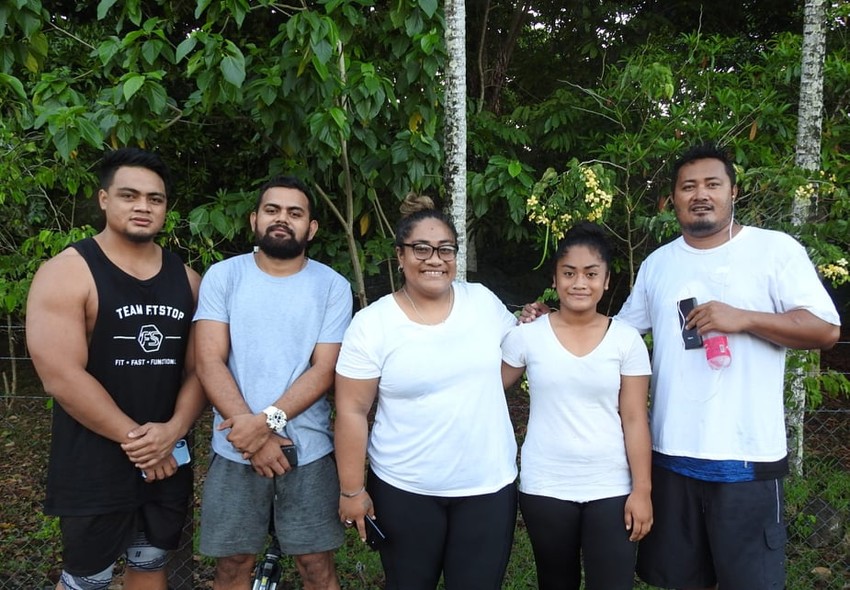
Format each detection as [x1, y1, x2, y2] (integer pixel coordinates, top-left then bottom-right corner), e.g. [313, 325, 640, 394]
[26, 247, 97, 342]
[29, 247, 94, 302]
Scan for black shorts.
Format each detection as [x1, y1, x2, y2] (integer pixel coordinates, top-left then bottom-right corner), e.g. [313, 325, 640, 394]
[636, 466, 786, 590]
[60, 497, 189, 576]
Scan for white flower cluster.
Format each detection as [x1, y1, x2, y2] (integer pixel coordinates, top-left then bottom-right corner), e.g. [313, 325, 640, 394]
[582, 167, 613, 222]
[794, 182, 816, 208]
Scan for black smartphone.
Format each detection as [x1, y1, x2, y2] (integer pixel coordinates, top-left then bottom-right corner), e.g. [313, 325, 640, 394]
[281, 444, 298, 467]
[677, 297, 703, 350]
[365, 516, 386, 550]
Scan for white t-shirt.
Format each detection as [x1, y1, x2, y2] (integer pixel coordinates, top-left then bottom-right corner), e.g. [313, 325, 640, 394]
[502, 316, 651, 502]
[617, 227, 840, 462]
[336, 281, 518, 496]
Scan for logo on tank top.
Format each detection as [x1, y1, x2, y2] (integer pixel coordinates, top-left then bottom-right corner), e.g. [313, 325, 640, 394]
[138, 324, 164, 352]
[111, 304, 187, 365]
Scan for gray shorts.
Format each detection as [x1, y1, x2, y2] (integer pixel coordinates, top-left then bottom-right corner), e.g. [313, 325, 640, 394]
[199, 453, 344, 557]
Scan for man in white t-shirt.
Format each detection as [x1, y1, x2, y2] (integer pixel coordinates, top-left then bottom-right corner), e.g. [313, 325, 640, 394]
[524, 143, 840, 590]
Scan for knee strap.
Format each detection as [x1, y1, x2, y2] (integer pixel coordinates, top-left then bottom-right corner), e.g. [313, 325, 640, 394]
[59, 564, 113, 590]
[125, 532, 168, 572]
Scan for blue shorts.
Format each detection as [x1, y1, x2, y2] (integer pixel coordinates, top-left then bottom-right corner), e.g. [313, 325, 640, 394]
[199, 453, 344, 556]
[636, 466, 786, 590]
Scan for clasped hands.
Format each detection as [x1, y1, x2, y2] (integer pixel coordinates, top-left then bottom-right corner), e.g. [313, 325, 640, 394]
[219, 412, 294, 478]
[121, 421, 181, 483]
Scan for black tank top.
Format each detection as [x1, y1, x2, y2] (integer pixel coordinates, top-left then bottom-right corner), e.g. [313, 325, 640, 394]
[44, 238, 193, 515]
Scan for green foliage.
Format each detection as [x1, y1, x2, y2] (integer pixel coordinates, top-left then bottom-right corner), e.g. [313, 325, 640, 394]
[525, 160, 616, 267]
[0, 0, 454, 308]
[0, 1, 848, 317]
[785, 349, 850, 410]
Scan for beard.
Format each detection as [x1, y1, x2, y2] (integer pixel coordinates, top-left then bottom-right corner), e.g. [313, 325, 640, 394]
[680, 213, 733, 238]
[124, 228, 159, 243]
[680, 218, 718, 237]
[256, 225, 309, 259]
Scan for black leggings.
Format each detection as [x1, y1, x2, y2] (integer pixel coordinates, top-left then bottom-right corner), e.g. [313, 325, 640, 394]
[367, 471, 517, 590]
[519, 492, 637, 590]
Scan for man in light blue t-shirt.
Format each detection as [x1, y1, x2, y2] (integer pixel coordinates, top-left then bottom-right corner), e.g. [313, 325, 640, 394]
[194, 176, 352, 590]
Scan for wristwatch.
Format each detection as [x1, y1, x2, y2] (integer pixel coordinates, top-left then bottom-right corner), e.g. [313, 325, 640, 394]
[262, 406, 288, 434]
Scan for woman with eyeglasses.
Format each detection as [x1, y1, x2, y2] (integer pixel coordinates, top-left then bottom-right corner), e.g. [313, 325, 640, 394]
[334, 193, 518, 590]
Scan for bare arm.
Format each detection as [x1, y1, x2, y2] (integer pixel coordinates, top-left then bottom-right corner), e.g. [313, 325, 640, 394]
[216, 341, 342, 457]
[194, 318, 258, 448]
[334, 373, 379, 542]
[688, 303, 839, 351]
[26, 251, 139, 442]
[501, 361, 526, 390]
[123, 267, 208, 476]
[619, 374, 653, 541]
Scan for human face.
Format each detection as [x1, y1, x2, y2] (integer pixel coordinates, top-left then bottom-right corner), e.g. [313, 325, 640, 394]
[396, 218, 457, 297]
[553, 245, 609, 314]
[99, 166, 167, 243]
[672, 158, 738, 246]
[251, 187, 318, 260]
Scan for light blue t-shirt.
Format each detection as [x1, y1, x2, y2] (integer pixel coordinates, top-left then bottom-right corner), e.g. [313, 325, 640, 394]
[194, 254, 352, 465]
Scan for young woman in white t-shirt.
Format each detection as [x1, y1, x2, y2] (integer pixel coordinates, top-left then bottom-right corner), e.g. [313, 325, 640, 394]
[501, 221, 652, 590]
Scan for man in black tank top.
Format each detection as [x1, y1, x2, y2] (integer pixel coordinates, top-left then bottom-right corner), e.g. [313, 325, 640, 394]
[26, 148, 206, 590]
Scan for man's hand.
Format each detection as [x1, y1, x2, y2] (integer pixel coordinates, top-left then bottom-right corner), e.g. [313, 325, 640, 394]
[140, 455, 178, 483]
[518, 301, 551, 324]
[248, 436, 294, 478]
[122, 422, 180, 470]
[219, 412, 271, 456]
[689, 300, 746, 335]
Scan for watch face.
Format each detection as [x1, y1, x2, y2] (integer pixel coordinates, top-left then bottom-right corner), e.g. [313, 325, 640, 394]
[265, 407, 286, 431]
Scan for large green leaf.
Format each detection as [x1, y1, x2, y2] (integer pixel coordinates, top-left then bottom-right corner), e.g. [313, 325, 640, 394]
[220, 43, 246, 87]
[96, 0, 119, 20]
[0, 73, 26, 100]
[122, 74, 145, 101]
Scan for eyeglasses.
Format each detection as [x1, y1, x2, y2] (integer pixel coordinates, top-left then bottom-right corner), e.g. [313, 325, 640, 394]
[402, 243, 458, 261]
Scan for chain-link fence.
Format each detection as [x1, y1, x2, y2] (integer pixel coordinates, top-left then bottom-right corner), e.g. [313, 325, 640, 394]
[1, 324, 848, 589]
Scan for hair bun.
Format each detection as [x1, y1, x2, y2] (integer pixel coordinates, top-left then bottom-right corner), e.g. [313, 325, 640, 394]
[400, 192, 435, 217]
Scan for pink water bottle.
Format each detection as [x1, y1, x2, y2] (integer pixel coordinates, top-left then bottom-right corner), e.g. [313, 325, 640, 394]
[704, 333, 731, 369]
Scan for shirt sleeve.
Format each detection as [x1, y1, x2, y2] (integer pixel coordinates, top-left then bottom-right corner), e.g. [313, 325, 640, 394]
[335, 307, 383, 380]
[619, 323, 652, 376]
[193, 262, 230, 324]
[615, 262, 652, 334]
[318, 274, 354, 343]
[501, 324, 527, 368]
[774, 237, 841, 325]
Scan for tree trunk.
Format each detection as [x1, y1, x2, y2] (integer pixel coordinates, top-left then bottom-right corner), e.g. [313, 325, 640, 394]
[787, 0, 826, 477]
[445, 0, 468, 280]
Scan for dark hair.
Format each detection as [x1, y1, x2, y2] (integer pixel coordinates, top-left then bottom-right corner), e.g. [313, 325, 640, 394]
[551, 221, 612, 272]
[256, 176, 315, 218]
[99, 148, 172, 196]
[670, 142, 736, 195]
[394, 192, 458, 247]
